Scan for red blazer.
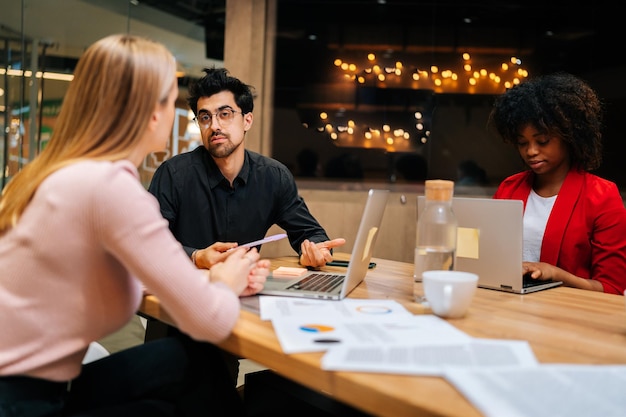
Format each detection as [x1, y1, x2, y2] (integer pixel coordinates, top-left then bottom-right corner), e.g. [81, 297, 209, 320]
[494, 169, 626, 295]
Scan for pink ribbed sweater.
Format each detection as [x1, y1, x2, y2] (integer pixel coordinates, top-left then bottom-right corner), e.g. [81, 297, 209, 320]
[0, 160, 240, 381]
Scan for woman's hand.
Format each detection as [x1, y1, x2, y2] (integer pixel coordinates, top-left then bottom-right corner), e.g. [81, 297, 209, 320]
[240, 258, 271, 297]
[208, 247, 263, 295]
[522, 261, 604, 292]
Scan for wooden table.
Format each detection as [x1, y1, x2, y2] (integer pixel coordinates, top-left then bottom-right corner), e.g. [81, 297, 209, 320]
[139, 254, 626, 417]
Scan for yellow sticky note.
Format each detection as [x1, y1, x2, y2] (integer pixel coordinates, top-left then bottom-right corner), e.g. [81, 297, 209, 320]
[361, 227, 379, 262]
[457, 227, 479, 259]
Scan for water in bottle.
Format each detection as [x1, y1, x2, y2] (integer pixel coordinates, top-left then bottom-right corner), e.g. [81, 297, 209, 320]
[414, 179, 457, 281]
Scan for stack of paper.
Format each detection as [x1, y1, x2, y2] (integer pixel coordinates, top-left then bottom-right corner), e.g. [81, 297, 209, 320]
[259, 296, 626, 417]
[259, 296, 537, 372]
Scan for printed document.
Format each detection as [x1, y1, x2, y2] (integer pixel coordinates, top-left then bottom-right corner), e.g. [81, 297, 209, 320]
[444, 364, 626, 417]
[258, 296, 413, 321]
[321, 339, 538, 376]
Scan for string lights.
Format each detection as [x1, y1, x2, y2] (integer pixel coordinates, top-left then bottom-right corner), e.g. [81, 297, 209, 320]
[298, 52, 529, 152]
[336, 52, 529, 94]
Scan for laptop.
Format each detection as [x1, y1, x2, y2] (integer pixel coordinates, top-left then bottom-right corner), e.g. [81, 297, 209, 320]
[259, 189, 389, 300]
[417, 196, 562, 294]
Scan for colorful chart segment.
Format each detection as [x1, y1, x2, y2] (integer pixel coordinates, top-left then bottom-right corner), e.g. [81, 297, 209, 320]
[299, 324, 334, 333]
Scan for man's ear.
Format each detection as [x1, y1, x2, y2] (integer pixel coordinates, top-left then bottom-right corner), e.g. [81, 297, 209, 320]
[243, 112, 254, 132]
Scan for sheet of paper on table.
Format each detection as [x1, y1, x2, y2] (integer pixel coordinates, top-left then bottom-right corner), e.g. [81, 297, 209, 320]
[443, 364, 626, 417]
[321, 338, 538, 376]
[258, 296, 413, 321]
[260, 296, 470, 354]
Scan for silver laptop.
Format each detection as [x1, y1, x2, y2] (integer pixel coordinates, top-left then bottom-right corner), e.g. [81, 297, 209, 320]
[417, 196, 562, 294]
[260, 189, 389, 300]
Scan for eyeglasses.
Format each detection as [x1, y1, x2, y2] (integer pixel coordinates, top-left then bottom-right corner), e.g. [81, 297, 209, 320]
[193, 107, 243, 129]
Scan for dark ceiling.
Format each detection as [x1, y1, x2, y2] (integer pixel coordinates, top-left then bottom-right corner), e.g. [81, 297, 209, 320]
[144, 0, 621, 102]
[144, 0, 620, 72]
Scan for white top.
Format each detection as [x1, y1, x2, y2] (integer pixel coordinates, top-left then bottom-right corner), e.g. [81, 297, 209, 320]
[522, 189, 557, 262]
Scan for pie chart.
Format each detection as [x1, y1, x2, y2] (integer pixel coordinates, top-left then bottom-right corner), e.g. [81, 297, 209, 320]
[299, 324, 334, 333]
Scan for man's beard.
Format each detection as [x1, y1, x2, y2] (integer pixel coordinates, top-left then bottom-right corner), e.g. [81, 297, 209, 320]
[208, 136, 237, 158]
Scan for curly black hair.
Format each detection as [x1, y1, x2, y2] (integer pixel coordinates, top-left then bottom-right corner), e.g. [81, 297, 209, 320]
[187, 67, 255, 117]
[488, 72, 604, 171]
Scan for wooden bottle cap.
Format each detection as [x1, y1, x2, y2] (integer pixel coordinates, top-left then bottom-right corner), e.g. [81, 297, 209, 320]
[424, 179, 454, 201]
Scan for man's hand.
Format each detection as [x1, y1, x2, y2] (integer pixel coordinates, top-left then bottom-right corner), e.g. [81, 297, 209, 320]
[299, 238, 346, 268]
[193, 241, 237, 269]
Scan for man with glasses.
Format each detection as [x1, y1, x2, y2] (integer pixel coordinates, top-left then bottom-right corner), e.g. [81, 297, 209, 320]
[147, 67, 345, 386]
[149, 66, 345, 271]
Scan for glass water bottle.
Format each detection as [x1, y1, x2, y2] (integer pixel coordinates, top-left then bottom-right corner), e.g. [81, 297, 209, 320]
[414, 179, 457, 281]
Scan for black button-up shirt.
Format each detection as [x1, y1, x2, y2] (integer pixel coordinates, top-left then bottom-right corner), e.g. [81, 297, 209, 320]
[148, 147, 330, 257]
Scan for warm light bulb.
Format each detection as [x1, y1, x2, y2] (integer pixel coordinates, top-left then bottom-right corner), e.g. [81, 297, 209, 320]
[320, 112, 328, 120]
[334, 58, 342, 66]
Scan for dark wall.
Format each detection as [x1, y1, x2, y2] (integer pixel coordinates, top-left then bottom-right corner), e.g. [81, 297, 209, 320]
[271, 69, 626, 189]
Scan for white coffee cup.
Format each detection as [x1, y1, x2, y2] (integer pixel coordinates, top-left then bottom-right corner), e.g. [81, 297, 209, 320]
[422, 270, 478, 318]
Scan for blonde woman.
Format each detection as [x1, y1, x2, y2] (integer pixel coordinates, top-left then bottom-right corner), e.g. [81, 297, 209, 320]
[0, 34, 268, 416]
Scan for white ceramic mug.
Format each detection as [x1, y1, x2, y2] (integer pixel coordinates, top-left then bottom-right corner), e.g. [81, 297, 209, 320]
[422, 270, 478, 318]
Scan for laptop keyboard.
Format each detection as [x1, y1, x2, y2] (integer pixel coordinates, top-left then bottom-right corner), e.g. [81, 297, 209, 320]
[288, 273, 345, 293]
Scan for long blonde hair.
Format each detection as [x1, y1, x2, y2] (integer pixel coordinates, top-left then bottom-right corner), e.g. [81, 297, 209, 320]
[0, 34, 176, 234]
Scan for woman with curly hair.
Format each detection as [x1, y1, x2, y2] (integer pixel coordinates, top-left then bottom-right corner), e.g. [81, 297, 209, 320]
[490, 72, 626, 295]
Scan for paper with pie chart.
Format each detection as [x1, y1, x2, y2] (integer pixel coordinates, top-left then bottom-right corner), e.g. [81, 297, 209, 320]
[259, 296, 413, 321]
[270, 314, 471, 354]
